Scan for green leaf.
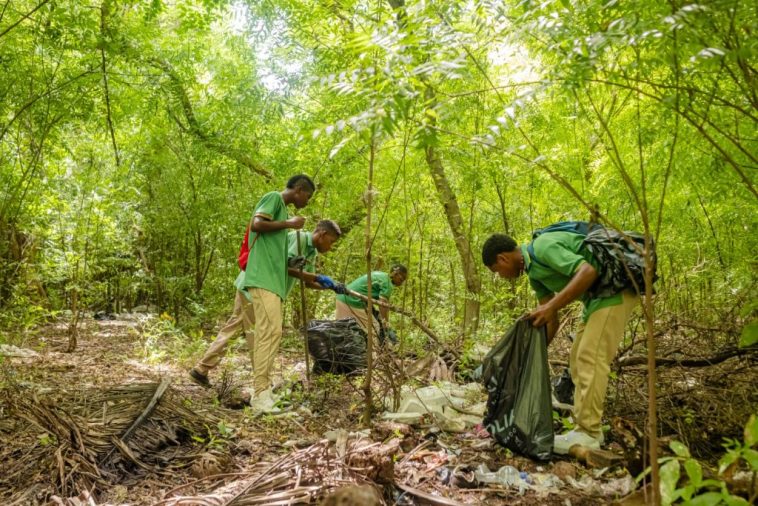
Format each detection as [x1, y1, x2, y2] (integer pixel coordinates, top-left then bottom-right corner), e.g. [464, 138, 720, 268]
[700, 479, 726, 488]
[688, 492, 724, 505]
[684, 458, 702, 487]
[739, 320, 758, 348]
[742, 449, 758, 471]
[660, 459, 681, 506]
[718, 451, 740, 475]
[670, 440, 691, 458]
[680, 483, 695, 501]
[744, 414, 758, 447]
[721, 493, 750, 506]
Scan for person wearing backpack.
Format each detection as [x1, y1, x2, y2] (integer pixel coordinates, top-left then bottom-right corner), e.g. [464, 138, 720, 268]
[481, 223, 647, 454]
[190, 175, 342, 410]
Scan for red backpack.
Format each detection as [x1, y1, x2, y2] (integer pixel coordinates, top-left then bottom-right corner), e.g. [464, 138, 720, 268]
[237, 217, 260, 271]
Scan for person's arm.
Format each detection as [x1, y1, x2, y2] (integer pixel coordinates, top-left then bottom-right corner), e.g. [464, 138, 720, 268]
[533, 294, 559, 343]
[379, 297, 390, 321]
[253, 215, 305, 232]
[287, 267, 324, 289]
[529, 262, 598, 332]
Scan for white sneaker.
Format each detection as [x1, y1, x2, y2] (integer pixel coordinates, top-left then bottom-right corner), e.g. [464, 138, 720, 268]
[553, 429, 602, 455]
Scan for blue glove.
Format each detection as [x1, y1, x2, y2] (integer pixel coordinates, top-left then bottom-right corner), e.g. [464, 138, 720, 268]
[315, 274, 336, 290]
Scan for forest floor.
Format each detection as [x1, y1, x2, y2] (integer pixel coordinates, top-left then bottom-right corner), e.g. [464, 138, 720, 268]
[0, 312, 755, 505]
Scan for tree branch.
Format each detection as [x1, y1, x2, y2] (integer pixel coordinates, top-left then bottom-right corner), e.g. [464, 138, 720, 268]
[0, 0, 51, 39]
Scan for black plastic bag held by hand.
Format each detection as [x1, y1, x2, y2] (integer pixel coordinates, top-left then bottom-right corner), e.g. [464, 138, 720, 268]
[480, 319, 554, 460]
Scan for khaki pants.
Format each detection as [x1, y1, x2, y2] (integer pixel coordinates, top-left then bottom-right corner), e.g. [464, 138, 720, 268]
[335, 299, 381, 336]
[196, 289, 256, 374]
[250, 288, 283, 394]
[570, 291, 639, 438]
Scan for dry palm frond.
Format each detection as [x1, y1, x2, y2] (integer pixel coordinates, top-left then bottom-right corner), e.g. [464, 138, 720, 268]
[158, 438, 395, 506]
[1, 381, 220, 504]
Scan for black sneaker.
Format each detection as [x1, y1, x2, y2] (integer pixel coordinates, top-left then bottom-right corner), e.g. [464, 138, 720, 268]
[189, 368, 211, 388]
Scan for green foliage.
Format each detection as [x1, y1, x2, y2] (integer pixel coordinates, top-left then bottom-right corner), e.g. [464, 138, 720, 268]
[738, 300, 758, 348]
[719, 414, 758, 477]
[640, 415, 757, 505]
[192, 421, 235, 451]
[138, 313, 207, 365]
[740, 321, 758, 349]
[37, 433, 57, 447]
[552, 410, 574, 432]
[0, 0, 754, 359]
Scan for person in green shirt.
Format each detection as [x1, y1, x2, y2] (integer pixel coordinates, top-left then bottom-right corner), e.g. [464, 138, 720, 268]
[191, 175, 342, 409]
[481, 231, 639, 454]
[285, 219, 344, 297]
[335, 264, 408, 339]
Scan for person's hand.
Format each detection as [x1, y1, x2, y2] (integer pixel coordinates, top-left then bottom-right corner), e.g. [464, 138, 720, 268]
[288, 255, 307, 269]
[288, 216, 306, 229]
[315, 274, 336, 290]
[332, 282, 347, 295]
[527, 302, 557, 328]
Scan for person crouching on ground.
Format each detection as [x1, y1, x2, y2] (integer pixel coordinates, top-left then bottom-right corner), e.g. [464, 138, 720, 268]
[335, 264, 408, 341]
[481, 231, 638, 454]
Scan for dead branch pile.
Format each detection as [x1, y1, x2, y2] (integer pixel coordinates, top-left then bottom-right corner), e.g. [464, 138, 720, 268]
[608, 345, 757, 459]
[0, 380, 220, 505]
[155, 437, 399, 505]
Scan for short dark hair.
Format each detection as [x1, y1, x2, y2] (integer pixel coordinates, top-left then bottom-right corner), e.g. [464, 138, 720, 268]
[286, 174, 316, 193]
[482, 234, 517, 266]
[390, 264, 408, 276]
[315, 219, 341, 237]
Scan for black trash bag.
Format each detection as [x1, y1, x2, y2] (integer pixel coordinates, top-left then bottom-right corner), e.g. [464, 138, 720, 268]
[552, 367, 574, 405]
[481, 319, 553, 461]
[306, 318, 367, 375]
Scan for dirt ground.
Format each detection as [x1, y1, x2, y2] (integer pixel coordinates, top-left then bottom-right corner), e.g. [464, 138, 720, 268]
[0, 313, 752, 505]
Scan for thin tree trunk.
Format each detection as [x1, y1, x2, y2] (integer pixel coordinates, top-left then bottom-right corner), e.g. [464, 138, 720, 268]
[424, 87, 481, 336]
[362, 136, 376, 426]
[66, 287, 79, 353]
[100, 1, 120, 166]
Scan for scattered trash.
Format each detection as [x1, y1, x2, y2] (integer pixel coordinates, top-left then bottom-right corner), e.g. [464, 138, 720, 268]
[552, 367, 575, 405]
[564, 473, 635, 497]
[0, 344, 39, 358]
[438, 465, 478, 489]
[323, 428, 371, 442]
[600, 474, 636, 497]
[381, 382, 485, 432]
[529, 472, 565, 493]
[474, 464, 530, 493]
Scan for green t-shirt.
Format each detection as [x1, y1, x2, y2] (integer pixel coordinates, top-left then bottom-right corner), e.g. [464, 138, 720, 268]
[523, 231, 622, 320]
[285, 231, 317, 297]
[336, 271, 393, 309]
[234, 191, 290, 300]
